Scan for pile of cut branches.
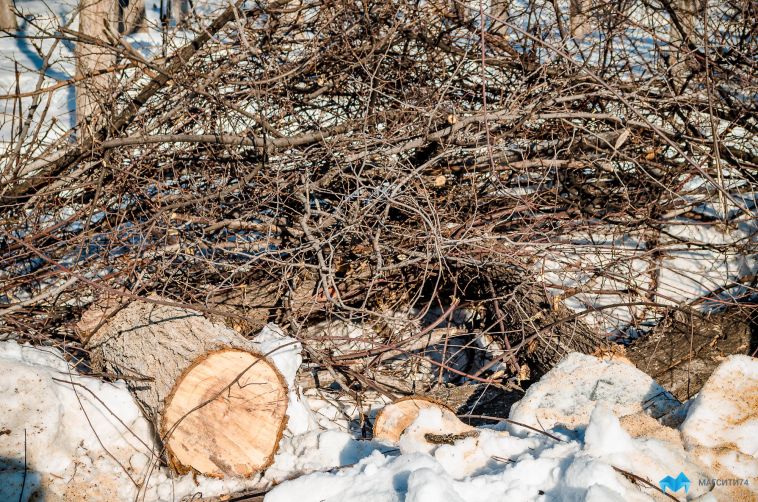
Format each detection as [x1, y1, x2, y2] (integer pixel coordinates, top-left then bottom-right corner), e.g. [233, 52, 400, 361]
[1, 0, 755, 394]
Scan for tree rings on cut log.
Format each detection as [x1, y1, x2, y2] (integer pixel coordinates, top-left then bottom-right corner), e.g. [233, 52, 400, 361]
[373, 396, 472, 443]
[162, 349, 288, 478]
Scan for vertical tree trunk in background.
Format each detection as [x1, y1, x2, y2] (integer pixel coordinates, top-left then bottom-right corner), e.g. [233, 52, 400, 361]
[670, 0, 700, 41]
[119, 0, 147, 35]
[75, 0, 117, 129]
[171, 0, 190, 24]
[668, 0, 702, 82]
[489, 0, 508, 35]
[569, 0, 591, 37]
[0, 0, 17, 31]
[160, 0, 190, 28]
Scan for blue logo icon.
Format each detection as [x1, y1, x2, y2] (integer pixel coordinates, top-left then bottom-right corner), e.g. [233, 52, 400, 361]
[659, 472, 690, 494]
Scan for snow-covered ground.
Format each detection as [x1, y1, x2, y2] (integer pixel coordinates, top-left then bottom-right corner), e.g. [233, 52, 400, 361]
[0, 0, 224, 148]
[537, 214, 757, 336]
[1, 327, 755, 501]
[0, 0, 78, 145]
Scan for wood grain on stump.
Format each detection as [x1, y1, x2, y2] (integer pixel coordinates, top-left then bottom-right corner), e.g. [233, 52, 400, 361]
[163, 349, 287, 477]
[373, 396, 471, 443]
[86, 296, 288, 477]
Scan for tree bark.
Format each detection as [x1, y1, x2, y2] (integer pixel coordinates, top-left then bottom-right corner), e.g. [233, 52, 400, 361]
[86, 297, 288, 478]
[75, 0, 118, 128]
[118, 0, 146, 34]
[489, 0, 508, 35]
[171, 0, 191, 24]
[0, 0, 16, 31]
[569, 0, 591, 38]
[667, 0, 702, 81]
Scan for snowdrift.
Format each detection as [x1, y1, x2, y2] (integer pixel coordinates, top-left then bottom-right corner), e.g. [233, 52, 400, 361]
[1, 329, 756, 501]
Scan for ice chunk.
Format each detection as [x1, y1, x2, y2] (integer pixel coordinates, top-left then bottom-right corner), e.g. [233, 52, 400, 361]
[681, 354, 758, 457]
[509, 353, 679, 433]
[680, 355, 758, 485]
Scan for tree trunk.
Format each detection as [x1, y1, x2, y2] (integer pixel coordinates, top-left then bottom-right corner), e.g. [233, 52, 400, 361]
[489, 0, 508, 35]
[118, 0, 146, 34]
[171, 0, 190, 24]
[75, 0, 118, 128]
[569, 0, 591, 37]
[670, 0, 700, 41]
[86, 297, 288, 478]
[668, 0, 702, 82]
[0, 0, 16, 31]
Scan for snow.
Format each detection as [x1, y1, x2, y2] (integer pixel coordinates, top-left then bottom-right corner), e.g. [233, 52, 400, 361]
[583, 403, 635, 456]
[0, 0, 224, 151]
[0, 325, 323, 502]
[0, 0, 78, 145]
[267, 352, 758, 502]
[267, 424, 659, 502]
[536, 218, 757, 336]
[508, 352, 680, 432]
[1, 2, 756, 498]
[304, 320, 377, 355]
[2, 332, 757, 501]
[265, 430, 389, 484]
[680, 355, 758, 480]
[253, 323, 319, 435]
[397, 406, 474, 458]
[657, 223, 757, 308]
[0, 339, 268, 501]
[681, 355, 758, 456]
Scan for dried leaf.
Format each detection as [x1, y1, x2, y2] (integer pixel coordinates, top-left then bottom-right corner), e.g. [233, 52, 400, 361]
[614, 128, 631, 150]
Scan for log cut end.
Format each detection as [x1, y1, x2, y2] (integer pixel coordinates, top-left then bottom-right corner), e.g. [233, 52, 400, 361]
[373, 396, 468, 443]
[161, 349, 288, 478]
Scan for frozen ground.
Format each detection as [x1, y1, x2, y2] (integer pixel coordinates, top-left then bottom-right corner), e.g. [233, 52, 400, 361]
[1, 327, 755, 501]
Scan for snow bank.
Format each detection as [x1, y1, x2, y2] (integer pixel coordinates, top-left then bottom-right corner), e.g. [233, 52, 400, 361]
[267, 353, 758, 502]
[265, 430, 389, 484]
[681, 355, 758, 481]
[267, 413, 667, 502]
[0, 343, 265, 500]
[3, 334, 757, 501]
[508, 352, 680, 431]
[253, 324, 319, 435]
[0, 325, 316, 502]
